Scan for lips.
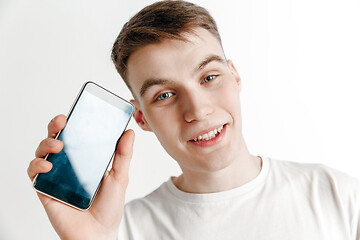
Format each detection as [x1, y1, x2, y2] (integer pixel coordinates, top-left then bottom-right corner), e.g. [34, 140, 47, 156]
[187, 124, 227, 147]
[188, 124, 226, 142]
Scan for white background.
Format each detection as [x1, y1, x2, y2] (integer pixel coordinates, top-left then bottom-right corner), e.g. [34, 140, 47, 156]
[1, 0, 359, 239]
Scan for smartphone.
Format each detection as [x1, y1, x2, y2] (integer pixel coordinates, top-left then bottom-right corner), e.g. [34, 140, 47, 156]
[33, 81, 134, 211]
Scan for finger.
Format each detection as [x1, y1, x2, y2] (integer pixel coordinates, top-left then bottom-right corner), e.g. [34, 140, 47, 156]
[27, 158, 53, 181]
[47, 114, 67, 138]
[35, 138, 64, 158]
[110, 129, 135, 185]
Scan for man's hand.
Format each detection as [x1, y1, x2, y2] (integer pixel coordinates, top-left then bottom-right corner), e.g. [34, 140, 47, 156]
[27, 114, 134, 239]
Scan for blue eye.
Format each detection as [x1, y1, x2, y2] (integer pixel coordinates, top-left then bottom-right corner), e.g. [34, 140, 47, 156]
[156, 92, 174, 101]
[203, 75, 217, 83]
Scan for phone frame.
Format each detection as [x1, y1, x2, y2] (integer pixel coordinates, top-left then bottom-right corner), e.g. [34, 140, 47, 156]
[32, 81, 134, 211]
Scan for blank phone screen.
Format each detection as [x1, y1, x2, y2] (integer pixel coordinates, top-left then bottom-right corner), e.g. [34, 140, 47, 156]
[34, 83, 133, 209]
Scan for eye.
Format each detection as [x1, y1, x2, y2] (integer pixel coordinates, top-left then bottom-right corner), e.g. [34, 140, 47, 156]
[202, 75, 217, 83]
[156, 92, 174, 101]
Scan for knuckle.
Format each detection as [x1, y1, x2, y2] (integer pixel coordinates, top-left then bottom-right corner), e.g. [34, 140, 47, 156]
[40, 138, 47, 146]
[47, 119, 53, 129]
[35, 139, 51, 157]
[47, 119, 56, 133]
[36, 140, 47, 152]
[27, 165, 34, 176]
[28, 158, 39, 173]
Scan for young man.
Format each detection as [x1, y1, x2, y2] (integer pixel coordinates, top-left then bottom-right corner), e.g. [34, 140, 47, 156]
[28, 1, 360, 239]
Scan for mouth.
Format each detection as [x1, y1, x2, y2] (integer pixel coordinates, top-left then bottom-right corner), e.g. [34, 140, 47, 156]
[188, 124, 227, 147]
[190, 125, 224, 142]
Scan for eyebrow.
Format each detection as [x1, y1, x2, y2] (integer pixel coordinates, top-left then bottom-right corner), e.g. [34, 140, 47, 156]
[195, 54, 227, 73]
[140, 78, 170, 97]
[139, 54, 227, 97]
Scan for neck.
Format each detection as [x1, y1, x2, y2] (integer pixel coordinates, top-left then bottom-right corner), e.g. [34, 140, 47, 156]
[173, 140, 262, 194]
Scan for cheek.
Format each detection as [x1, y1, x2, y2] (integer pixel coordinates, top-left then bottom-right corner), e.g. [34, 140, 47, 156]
[219, 79, 241, 106]
[217, 79, 242, 130]
[147, 111, 183, 157]
[146, 108, 179, 140]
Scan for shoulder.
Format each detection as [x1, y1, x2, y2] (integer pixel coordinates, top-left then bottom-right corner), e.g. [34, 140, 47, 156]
[268, 158, 360, 237]
[270, 158, 360, 201]
[271, 158, 359, 182]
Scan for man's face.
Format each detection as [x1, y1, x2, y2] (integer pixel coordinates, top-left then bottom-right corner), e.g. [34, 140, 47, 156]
[127, 28, 243, 174]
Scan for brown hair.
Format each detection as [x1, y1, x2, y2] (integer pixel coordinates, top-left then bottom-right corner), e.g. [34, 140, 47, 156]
[111, 0, 222, 91]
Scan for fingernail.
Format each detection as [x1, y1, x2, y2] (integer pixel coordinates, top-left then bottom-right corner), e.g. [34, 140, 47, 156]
[48, 139, 58, 146]
[39, 161, 50, 168]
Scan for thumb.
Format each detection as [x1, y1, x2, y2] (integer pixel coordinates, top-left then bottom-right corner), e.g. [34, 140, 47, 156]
[110, 129, 135, 185]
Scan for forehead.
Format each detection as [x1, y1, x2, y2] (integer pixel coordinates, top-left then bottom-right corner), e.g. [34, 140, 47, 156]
[126, 28, 225, 98]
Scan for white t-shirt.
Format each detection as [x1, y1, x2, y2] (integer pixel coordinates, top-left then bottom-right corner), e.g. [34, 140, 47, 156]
[119, 157, 360, 239]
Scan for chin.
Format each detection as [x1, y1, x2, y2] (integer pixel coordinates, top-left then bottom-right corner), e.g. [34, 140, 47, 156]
[189, 154, 236, 173]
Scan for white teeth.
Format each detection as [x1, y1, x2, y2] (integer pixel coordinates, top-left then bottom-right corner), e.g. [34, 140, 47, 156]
[209, 131, 215, 138]
[192, 125, 224, 142]
[218, 126, 223, 132]
[203, 133, 209, 140]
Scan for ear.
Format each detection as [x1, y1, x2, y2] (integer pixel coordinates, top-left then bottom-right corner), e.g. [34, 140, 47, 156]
[130, 99, 152, 132]
[227, 59, 241, 90]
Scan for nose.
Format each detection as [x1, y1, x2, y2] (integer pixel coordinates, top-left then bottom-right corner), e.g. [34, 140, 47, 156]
[182, 88, 214, 123]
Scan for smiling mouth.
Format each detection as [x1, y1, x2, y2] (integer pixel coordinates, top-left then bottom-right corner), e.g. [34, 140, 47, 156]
[190, 125, 224, 142]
